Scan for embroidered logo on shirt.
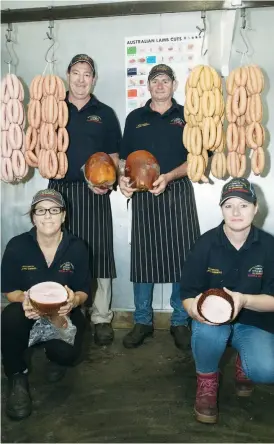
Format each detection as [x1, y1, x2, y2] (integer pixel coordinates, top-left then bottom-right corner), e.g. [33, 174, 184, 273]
[21, 265, 37, 271]
[136, 123, 150, 128]
[87, 115, 102, 123]
[207, 267, 223, 275]
[59, 262, 75, 273]
[170, 117, 185, 128]
[248, 265, 263, 278]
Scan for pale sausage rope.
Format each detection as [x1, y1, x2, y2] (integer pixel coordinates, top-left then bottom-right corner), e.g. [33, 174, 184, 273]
[184, 65, 226, 182]
[225, 65, 265, 177]
[1, 74, 27, 182]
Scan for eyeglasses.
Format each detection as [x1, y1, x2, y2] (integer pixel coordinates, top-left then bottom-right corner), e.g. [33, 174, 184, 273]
[33, 207, 64, 216]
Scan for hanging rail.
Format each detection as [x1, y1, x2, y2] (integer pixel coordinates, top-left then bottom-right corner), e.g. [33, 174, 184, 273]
[1, 1, 274, 24]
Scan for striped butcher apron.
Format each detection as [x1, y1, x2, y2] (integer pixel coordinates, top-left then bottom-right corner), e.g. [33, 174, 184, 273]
[48, 180, 116, 279]
[130, 176, 200, 283]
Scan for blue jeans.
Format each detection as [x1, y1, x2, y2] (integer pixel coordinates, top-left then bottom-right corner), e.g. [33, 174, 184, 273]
[133, 283, 189, 327]
[191, 321, 274, 384]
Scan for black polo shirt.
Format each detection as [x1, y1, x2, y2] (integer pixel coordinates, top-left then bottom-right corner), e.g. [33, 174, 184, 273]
[180, 222, 274, 333]
[1, 228, 90, 296]
[120, 99, 187, 174]
[55, 95, 121, 183]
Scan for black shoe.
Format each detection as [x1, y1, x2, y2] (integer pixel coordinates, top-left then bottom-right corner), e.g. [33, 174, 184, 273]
[94, 323, 114, 346]
[123, 323, 154, 349]
[6, 373, 32, 420]
[46, 361, 67, 383]
[170, 325, 191, 350]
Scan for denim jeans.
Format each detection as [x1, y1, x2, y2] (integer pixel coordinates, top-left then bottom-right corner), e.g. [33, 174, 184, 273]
[133, 282, 189, 327]
[191, 321, 274, 384]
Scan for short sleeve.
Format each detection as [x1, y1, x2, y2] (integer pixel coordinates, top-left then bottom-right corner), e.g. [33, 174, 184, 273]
[69, 240, 91, 295]
[261, 244, 274, 296]
[1, 238, 22, 293]
[119, 113, 135, 160]
[180, 236, 210, 301]
[103, 108, 122, 155]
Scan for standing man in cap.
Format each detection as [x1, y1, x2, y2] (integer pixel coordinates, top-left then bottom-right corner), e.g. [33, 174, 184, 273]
[180, 178, 274, 424]
[119, 64, 200, 349]
[48, 54, 121, 346]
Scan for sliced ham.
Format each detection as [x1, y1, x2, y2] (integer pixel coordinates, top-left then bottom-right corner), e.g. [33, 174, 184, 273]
[29, 281, 67, 315]
[198, 288, 234, 324]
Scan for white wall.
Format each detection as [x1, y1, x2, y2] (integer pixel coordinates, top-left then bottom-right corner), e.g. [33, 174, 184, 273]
[1, 4, 274, 310]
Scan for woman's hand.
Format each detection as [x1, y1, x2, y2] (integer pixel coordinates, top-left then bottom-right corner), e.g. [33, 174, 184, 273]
[57, 286, 77, 316]
[186, 294, 213, 325]
[149, 174, 169, 196]
[119, 176, 137, 198]
[223, 287, 247, 320]
[22, 293, 40, 320]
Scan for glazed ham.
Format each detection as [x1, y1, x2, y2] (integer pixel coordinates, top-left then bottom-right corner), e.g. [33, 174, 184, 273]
[84, 152, 116, 189]
[197, 288, 234, 324]
[125, 150, 160, 191]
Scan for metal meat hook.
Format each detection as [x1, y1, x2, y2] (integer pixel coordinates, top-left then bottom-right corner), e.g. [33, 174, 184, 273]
[45, 20, 57, 64]
[196, 11, 208, 57]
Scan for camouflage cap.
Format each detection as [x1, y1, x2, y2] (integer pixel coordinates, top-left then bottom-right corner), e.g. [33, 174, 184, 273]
[68, 54, 95, 75]
[148, 64, 175, 82]
[31, 189, 66, 208]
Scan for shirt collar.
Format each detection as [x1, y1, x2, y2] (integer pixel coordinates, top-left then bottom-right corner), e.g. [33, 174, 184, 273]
[65, 92, 100, 111]
[142, 97, 180, 116]
[28, 226, 70, 247]
[217, 221, 259, 250]
[28, 227, 72, 267]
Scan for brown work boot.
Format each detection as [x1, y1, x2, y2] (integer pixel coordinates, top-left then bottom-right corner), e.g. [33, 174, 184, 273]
[194, 372, 219, 424]
[235, 354, 254, 397]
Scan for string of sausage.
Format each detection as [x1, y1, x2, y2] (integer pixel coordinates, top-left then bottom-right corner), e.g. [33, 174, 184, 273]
[25, 74, 69, 178]
[184, 65, 225, 182]
[225, 65, 265, 177]
[1, 74, 27, 182]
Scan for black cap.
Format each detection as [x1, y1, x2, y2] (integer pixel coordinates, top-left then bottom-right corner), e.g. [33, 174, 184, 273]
[68, 54, 95, 75]
[220, 178, 257, 206]
[148, 64, 175, 82]
[31, 189, 66, 208]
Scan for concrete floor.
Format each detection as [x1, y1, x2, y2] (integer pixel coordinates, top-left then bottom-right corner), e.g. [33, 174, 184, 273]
[1, 328, 274, 443]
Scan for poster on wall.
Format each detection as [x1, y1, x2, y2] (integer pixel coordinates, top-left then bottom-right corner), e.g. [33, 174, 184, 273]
[125, 32, 208, 115]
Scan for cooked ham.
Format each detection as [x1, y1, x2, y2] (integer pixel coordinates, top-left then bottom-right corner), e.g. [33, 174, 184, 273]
[197, 288, 234, 324]
[200, 295, 233, 324]
[29, 281, 67, 304]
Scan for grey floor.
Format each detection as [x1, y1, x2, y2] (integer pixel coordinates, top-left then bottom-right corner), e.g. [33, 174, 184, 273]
[1, 328, 274, 443]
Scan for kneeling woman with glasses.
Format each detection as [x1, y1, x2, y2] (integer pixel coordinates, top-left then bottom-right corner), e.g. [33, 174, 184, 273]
[1, 189, 90, 420]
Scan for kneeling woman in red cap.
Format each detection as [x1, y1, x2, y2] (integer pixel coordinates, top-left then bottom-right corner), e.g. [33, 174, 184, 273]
[180, 178, 274, 424]
[1, 189, 90, 420]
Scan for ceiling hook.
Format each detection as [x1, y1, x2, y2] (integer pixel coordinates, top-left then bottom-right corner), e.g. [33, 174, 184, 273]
[44, 20, 57, 64]
[5, 22, 13, 43]
[196, 11, 208, 56]
[46, 19, 54, 40]
[236, 8, 251, 57]
[4, 23, 14, 66]
[240, 8, 247, 30]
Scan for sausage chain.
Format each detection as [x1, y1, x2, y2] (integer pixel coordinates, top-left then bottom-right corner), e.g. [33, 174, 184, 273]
[184, 65, 226, 182]
[25, 74, 69, 179]
[1, 74, 27, 182]
[225, 65, 265, 177]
